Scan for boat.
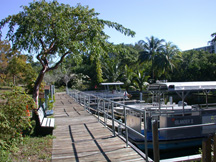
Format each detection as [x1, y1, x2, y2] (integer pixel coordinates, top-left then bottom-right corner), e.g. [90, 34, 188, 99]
[125, 81, 216, 150]
[84, 82, 128, 100]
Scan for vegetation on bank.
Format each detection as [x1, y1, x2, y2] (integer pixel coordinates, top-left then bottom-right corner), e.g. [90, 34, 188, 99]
[0, 86, 54, 161]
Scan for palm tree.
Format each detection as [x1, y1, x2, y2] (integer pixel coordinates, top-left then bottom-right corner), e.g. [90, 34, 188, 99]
[138, 36, 165, 80]
[154, 42, 180, 79]
[102, 58, 122, 82]
[132, 67, 150, 92]
[121, 64, 134, 92]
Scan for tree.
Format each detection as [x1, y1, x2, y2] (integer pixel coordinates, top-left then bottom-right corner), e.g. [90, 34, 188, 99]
[209, 32, 216, 44]
[61, 68, 77, 87]
[111, 43, 139, 67]
[171, 50, 216, 81]
[121, 64, 134, 92]
[0, 0, 135, 106]
[43, 68, 63, 85]
[132, 65, 150, 92]
[7, 55, 35, 85]
[0, 40, 19, 85]
[154, 42, 180, 79]
[138, 36, 165, 80]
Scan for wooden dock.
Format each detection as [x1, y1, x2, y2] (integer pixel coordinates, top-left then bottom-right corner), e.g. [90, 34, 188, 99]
[52, 93, 146, 162]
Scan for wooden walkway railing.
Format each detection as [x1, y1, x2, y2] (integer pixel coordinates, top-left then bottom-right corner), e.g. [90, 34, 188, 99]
[52, 93, 146, 162]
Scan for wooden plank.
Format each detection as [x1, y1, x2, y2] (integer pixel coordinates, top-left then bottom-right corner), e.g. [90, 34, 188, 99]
[49, 118, 55, 127]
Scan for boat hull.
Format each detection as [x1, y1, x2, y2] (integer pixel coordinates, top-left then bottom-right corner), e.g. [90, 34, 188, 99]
[131, 138, 202, 150]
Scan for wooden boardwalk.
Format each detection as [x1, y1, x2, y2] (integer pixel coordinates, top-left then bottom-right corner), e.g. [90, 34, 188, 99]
[52, 93, 145, 162]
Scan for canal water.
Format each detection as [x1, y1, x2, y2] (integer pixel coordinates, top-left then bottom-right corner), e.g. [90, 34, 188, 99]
[130, 92, 216, 160]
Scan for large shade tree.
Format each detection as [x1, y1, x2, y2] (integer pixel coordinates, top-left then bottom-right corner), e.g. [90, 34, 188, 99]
[0, 0, 135, 106]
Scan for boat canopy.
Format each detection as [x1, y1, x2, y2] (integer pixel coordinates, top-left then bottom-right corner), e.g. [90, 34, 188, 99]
[100, 82, 124, 86]
[148, 81, 216, 91]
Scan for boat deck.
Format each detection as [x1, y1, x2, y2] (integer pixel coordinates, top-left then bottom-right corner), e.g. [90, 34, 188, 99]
[52, 93, 146, 162]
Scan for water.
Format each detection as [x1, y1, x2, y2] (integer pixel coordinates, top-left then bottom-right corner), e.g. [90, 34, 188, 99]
[159, 146, 201, 159]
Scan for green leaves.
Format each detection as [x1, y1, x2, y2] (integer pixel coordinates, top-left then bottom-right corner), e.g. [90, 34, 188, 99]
[0, 0, 135, 100]
[0, 87, 36, 150]
[0, 0, 135, 77]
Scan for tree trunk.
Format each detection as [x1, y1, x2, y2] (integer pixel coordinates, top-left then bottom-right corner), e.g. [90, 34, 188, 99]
[32, 67, 47, 108]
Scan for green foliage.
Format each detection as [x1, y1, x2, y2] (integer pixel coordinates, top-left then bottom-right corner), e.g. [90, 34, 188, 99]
[48, 94, 55, 110]
[132, 65, 150, 92]
[172, 50, 216, 81]
[154, 42, 181, 80]
[121, 64, 136, 92]
[70, 74, 91, 90]
[138, 36, 165, 80]
[0, 40, 21, 86]
[0, 0, 135, 99]
[26, 76, 46, 94]
[102, 58, 122, 82]
[0, 86, 36, 150]
[7, 55, 37, 86]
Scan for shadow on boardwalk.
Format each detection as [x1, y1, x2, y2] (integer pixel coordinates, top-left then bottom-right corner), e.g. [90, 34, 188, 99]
[52, 93, 145, 162]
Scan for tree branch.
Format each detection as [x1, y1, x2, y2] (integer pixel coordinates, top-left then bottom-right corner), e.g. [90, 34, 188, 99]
[47, 51, 71, 72]
[39, 39, 46, 51]
[45, 40, 56, 54]
[36, 53, 45, 67]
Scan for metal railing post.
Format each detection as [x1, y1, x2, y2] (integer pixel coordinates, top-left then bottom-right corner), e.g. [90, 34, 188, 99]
[103, 100, 106, 124]
[124, 105, 128, 147]
[111, 102, 115, 136]
[88, 95, 90, 111]
[97, 98, 100, 121]
[83, 94, 86, 110]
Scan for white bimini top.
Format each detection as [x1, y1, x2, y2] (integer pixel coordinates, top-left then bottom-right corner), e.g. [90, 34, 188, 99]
[148, 81, 216, 91]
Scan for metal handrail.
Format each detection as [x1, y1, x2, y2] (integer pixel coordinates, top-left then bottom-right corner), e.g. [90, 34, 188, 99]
[67, 89, 150, 161]
[67, 89, 216, 162]
[159, 122, 216, 131]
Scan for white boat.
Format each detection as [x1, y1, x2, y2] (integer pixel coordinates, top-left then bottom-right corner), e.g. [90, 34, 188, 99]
[84, 82, 128, 100]
[125, 81, 216, 150]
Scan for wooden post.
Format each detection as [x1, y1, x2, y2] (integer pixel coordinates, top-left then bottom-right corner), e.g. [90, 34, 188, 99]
[152, 120, 160, 162]
[214, 134, 216, 162]
[202, 136, 211, 162]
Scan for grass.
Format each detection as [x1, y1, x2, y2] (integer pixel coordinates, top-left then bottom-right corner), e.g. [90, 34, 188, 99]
[8, 135, 55, 162]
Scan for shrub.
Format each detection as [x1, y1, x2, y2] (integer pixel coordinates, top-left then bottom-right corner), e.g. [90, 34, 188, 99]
[0, 86, 36, 150]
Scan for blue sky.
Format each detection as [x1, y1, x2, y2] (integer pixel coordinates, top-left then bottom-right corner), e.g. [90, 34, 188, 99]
[0, 0, 215, 51]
